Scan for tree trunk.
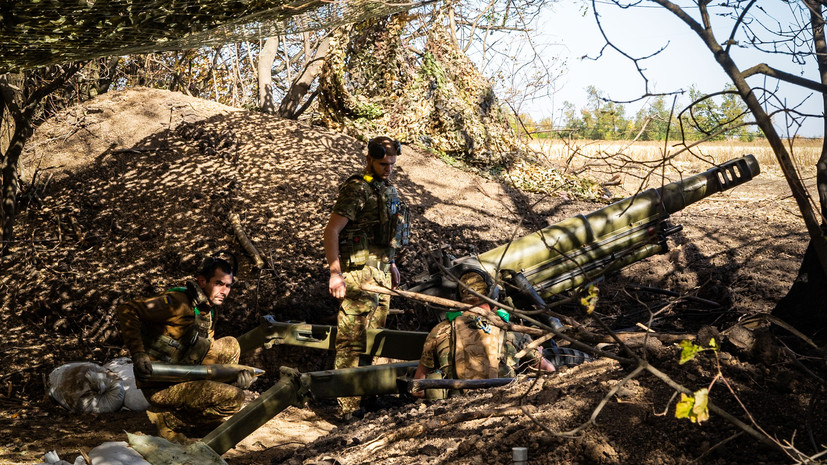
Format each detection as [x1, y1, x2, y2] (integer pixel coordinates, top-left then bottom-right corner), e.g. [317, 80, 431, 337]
[96, 56, 121, 95]
[807, 0, 827, 221]
[771, 0, 827, 341]
[0, 64, 82, 255]
[258, 37, 279, 114]
[652, 0, 827, 275]
[277, 36, 331, 119]
[1, 128, 26, 254]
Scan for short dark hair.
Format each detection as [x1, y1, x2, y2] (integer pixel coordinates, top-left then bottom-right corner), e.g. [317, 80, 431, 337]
[367, 136, 401, 160]
[197, 253, 238, 280]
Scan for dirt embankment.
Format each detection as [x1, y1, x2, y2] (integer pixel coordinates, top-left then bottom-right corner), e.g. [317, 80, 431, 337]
[0, 87, 822, 465]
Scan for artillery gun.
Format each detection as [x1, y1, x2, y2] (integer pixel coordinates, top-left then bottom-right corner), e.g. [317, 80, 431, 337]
[179, 156, 762, 455]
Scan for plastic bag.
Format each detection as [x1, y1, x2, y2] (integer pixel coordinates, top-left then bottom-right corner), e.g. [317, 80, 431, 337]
[88, 441, 151, 465]
[48, 362, 125, 413]
[103, 357, 150, 411]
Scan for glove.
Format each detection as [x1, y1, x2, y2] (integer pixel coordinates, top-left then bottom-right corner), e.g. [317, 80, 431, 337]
[132, 352, 153, 379]
[235, 369, 255, 389]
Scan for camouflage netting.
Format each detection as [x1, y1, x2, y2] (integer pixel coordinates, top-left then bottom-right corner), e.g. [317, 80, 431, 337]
[315, 10, 526, 166]
[0, 0, 432, 72]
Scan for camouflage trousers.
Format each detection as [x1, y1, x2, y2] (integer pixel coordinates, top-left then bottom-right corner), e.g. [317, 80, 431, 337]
[143, 336, 246, 434]
[334, 265, 391, 414]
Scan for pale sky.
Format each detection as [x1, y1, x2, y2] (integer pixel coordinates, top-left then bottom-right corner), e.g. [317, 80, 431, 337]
[524, 0, 825, 137]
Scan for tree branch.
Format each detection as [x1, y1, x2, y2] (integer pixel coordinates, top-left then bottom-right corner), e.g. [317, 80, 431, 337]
[742, 63, 827, 94]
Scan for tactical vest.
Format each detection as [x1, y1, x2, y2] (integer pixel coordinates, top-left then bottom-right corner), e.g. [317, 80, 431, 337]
[339, 174, 410, 270]
[144, 286, 214, 364]
[450, 312, 505, 379]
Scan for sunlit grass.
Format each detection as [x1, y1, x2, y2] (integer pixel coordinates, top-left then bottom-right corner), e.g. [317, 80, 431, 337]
[529, 138, 823, 170]
[526, 138, 823, 193]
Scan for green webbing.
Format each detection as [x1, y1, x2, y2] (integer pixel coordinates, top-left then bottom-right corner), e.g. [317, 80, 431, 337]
[446, 311, 463, 322]
[446, 309, 509, 323]
[165, 286, 212, 318]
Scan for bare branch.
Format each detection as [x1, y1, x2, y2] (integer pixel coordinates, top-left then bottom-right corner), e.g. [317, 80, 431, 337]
[742, 62, 827, 93]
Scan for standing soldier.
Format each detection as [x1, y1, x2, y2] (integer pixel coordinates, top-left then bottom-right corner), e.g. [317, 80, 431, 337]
[323, 136, 410, 418]
[116, 255, 256, 443]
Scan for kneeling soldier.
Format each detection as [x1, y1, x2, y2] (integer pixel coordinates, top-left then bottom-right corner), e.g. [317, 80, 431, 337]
[413, 271, 556, 398]
[116, 255, 255, 443]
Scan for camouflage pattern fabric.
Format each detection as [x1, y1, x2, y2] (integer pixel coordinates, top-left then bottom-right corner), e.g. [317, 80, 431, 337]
[500, 332, 541, 378]
[420, 309, 541, 383]
[419, 320, 455, 379]
[116, 281, 215, 360]
[452, 312, 503, 379]
[332, 174, 385, 234]
[142, 336, 245, 434]
[458, 272, 488, 301]
[331, 172, 406, 414]
[334, 265, 392, 414]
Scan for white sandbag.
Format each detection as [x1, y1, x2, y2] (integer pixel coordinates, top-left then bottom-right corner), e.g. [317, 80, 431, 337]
[35, 449, 86, 465]
[103, 358, 150, 411]
[88, 441, 151, 465]
[48, 362, 125, 413]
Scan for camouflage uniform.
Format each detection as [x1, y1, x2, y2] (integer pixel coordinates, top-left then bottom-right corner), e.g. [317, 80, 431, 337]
[419, 306, 542, 389]
[331, 173, 408, 414]
[116, 283, 245, 437]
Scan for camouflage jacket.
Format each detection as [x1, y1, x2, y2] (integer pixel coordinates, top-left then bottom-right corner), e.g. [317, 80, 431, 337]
[332, 172, 408, 268]
[332, 173, 387, 235]
[116, 281, 214, 358]
[419, 307, 541, 379]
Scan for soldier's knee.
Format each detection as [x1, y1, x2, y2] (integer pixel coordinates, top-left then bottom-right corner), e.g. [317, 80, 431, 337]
[207, 337, 241, 364]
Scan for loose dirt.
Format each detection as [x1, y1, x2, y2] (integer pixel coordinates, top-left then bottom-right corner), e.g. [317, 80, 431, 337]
[0, 87, 823, 465]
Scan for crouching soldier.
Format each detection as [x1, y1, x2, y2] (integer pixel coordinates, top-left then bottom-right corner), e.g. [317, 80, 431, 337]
[116, 255, 256, 443]
[413, 271, 588, 399]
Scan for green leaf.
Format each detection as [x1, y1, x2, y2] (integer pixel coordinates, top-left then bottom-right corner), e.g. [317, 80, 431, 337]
[708, 338, 719, 350]
[679, 339, 702, 364]
[579, 284, 599, 314]
[675, 389, 710, 423]
[675, 392, 694, 420]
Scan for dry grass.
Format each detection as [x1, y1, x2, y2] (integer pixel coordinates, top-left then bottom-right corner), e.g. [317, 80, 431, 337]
[527, 137, 824, 194]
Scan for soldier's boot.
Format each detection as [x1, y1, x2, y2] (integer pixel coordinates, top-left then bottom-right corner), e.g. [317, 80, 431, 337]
[544, 347, 593, 368]
[146, 410, 193, 444]
[337, 396, 363, 421]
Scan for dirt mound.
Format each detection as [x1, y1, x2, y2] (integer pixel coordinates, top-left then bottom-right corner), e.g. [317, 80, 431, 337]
[1, 87, 824, 464]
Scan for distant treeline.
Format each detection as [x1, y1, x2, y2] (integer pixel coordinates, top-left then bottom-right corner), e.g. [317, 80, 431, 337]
[513, 85, 763, 142]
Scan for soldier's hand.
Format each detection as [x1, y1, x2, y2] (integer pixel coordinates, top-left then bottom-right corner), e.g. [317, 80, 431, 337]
[132, 352, 153, 379]
[235, 369, 255, 389]
[390, 263, 401, 289]
[329, 272, 346, 299]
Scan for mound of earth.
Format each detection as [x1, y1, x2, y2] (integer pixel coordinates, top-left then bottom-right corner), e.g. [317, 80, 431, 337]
[0, 87, 823, 465]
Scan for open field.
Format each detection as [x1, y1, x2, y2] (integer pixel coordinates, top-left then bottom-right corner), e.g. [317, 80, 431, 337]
[528, 137, 824, 169]
[527, 138, 823, 197]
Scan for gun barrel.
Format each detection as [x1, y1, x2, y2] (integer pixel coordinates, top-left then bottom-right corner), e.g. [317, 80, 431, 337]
[408, 377, 514, 392]
[145, 363, 263, 383]
[474, 155, 759, 292]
